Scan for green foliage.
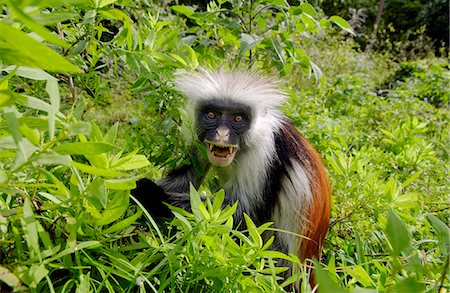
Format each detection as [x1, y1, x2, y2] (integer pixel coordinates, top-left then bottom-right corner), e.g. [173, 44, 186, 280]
[1, 0, 449, 292]
[381, 59, 450, 107]
[317, 0, 449, 55]
[284, 37, 449, 292]
[170, 0, 354, 78]
[146, 186, 304, 292]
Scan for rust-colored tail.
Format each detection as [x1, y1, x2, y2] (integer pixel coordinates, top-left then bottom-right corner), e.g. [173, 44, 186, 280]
[299, 139, 332, 288]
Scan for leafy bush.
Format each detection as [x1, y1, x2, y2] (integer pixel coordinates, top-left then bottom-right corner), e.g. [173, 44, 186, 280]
[381, 59, 450, 107]
[1, 0, 449, 292]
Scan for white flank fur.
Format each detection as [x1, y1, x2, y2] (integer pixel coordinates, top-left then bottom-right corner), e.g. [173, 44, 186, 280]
[273, 162, 312, 254]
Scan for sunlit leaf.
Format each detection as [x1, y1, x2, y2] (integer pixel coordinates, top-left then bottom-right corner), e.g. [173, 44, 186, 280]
[171, 5, 195, 18]
[329, 15, 356, 36]
[32, 11, 79, 25]
[239, 33, 263, 55]
[97, 191, 129, 226]
[300, 3, 318, 18]
[21, 199, 41, 261]
[5, 0, 69, 47]
[0, 23, 80, 72]
[385, 209, 411, 256]
[71, 161, 126, 177]
[0, 266, 21, 288]
[54, 142, 118, 155]
[427, 213, 450, 254]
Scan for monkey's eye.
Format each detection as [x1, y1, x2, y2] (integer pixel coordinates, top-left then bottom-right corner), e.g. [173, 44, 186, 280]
[234, 115, 244, 123]
[206, 111, 216, 119]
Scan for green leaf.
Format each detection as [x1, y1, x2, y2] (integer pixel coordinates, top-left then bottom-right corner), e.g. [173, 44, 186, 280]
[271, 38, 285, 64]
[301, 13, 316, 30]
[343, 265, 375, 287]
[18, 124, 39, 145]
[32, 11, 79, 25]
[35, 150, 72, 166]
[329, 16, 356, 36]
[46, 77, 60, 139]
[87, 178, 107, 209]
[0, 266, 21, 288]
[0, 170, 8, 183]
[45, 241, 101, 263]
[70, 161, 127, 177]
[97, 191, 129, 226]
[244, 214, 262, 248]
[0, 90, 13, 107]
[260, 250, 295, 262]
[16, 264, 49, 288]
[5, 0, 69, 48]
[113, 154, 150, 170]
[385, 209, 411, 256]
[96, 0, 118, 8]
[36, 221, 54, 251]
[190, 184, 203, 221]
[171, 5, 195, 17]
[239, 33, 263, 55]
[392, 192, 419, 208]
[319, 18, 331, 28]
[104, 123, 118, 144]
[77, 273, 90, 293]
[300, 3, 318, 18]
[427, 213, 450, 254]
[0, 23, 80, 72]
[4, 109, 39, 168]
[36, 168, 71, 197]
[103, 209, 142, 234]
[314, 261, 347, 293]
[53, 142, 118, 155]
[327, 254, 338, 282]
[172, 210, 193, 231]
[3, 66, 55, 80]
[355, 232, 366, 265]
[17, 0, 90, 8]
[198, 199, 210, 221]
[68, 121, 92, 136]
[212, 189, 225, 213]
[12, 93, 53, 112]
[216, 201, 238, 223]
[105, 178, 137, 190]
[22, 199, 41, 261]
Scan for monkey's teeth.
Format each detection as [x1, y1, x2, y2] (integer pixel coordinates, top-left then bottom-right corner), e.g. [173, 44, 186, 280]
[229, 147, 233, 153]
[209, 144, 214, 151]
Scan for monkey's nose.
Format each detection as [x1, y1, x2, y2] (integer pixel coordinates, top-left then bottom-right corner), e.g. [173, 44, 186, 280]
[215, 126, 230, 141]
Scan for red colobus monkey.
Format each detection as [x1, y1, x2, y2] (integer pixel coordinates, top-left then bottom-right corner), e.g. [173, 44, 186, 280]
[132, 68, 331, 282]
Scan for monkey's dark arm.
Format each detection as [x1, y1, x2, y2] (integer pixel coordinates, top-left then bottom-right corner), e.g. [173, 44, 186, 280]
[132, 178, 174, 219]
[131, 151, 209, 219]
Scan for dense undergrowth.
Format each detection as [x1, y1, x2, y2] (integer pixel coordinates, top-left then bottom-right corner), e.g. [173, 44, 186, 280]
[0, 0, 448, 292]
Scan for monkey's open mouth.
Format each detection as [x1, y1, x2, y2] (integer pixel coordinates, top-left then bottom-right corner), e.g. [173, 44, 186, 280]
[205, 142, 237, 166]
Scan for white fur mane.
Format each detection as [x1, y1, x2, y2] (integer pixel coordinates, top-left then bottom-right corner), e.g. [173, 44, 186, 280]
[174, 68, 288, 111]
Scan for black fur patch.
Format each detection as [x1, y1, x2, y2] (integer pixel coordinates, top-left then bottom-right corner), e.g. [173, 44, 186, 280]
[131, 178, 173, 219]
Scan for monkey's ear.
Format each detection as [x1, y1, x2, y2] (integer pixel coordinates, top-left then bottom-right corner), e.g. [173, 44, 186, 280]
[131, 179, 173, 219]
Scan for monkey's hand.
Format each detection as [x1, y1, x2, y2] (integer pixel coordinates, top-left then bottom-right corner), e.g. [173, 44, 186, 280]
[131, 178, 173, 219]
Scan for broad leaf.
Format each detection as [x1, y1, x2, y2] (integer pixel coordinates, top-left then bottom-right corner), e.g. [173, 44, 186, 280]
[385, 209, 411, 256]
[0, 22, 80, 72]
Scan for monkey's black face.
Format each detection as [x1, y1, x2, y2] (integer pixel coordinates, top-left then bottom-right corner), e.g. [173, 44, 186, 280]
[196, 100, 252, 167]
